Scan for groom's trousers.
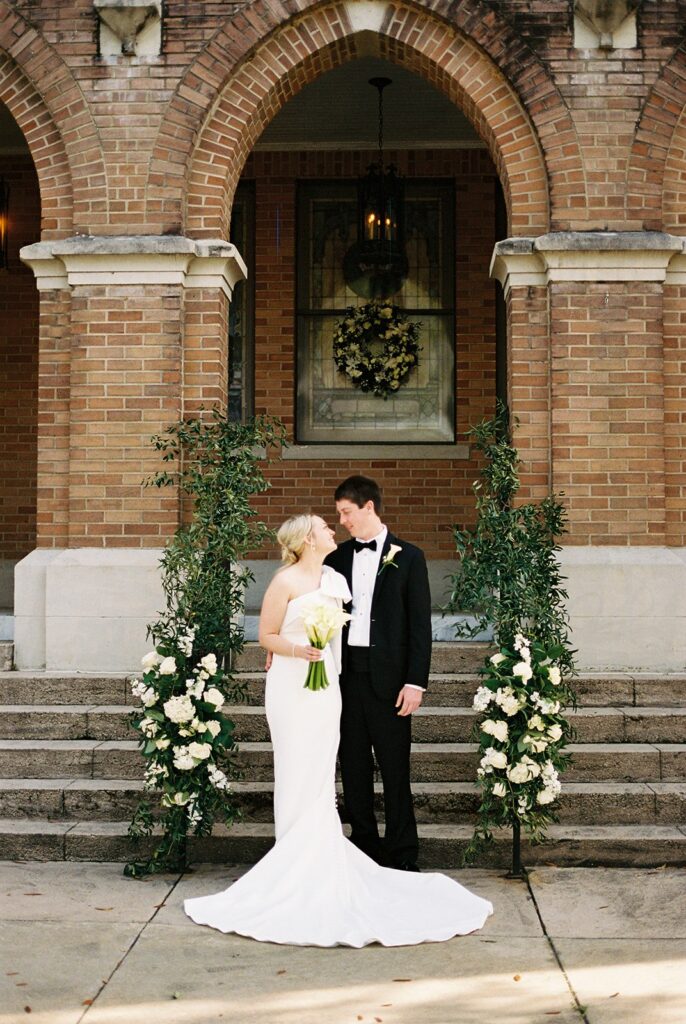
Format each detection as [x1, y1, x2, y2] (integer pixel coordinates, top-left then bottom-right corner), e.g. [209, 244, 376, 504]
[339, 646, 419, 868]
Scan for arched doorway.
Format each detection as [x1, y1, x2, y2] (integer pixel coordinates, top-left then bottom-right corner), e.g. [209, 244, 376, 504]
[0, 101, 39, 634]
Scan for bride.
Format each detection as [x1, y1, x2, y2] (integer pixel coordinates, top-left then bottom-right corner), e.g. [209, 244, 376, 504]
[184, 514, 493, 946]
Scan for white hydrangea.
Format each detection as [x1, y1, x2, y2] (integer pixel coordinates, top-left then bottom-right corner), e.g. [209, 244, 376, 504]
[199, 653, 218, 676]
[536, 697, 561, 715]
[481, 746, 508, 771]
[130, 679, 146, 697]
[481, 719, 509, 743]
[172, 746, 195, 771]
[159, 656, 177, 676]
[513, 634, 531, 661]
[208, 764, 231, 792]
[527, 714, 546, 732]
[163, 694, 195, 723]
[204, 687, 225, 710]
[495, 687, 523, 717]
[536, 788, 557, 805]
[473, 686, 495, 712]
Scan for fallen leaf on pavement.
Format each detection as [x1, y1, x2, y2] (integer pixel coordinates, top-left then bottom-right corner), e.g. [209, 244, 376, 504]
[393, 978, 412, 982]
[276, 970, 287, 975]
[82, 1000, 93, 1006]
[513, 975, 522, 982]
[16, 983, 28, 988]
[609, 993, 620, 999]
[6, 972, 19, 976]
[544, 1013, 561, 1016]
[23, 893, 43, 897]
[24, 1008, 31, 1014]
[95, 907, 114, 911]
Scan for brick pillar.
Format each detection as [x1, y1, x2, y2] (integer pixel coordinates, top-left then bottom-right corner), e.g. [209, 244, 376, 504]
[16, 236, 245, 670]
[491, 232, 686, 670]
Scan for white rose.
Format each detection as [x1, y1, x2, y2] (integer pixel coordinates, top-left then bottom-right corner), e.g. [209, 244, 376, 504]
[536, 788, 557, 805]
[481, 719, 509, 743]
[204, 719, 221, 738]
[204, 687, 225, 710]
[140, 717, 158, 738]
[547, 724, 563, 742]
[500, 695, 523, 717]
[159, 656, 177, 676]
[155, 737, 170, 750]
[163, 694, 195, 724]
[528, 714, 546, 732]
[507, 762, 531, 784]
[482, 747, 508, 770]
[492, 780, 507, 798]
[141, 687, 157, 708]
[141, 651, 161, 671]
[523, 733, 548, 754]
[490, 653, 507, 666]
[512, 661, 533, 683]
[172, 746, 195, 771]
[200, 653, 218, 676]
[521, 755, 541, 778]
[187, 741, 212, 761]
[547, 665, 561, 686]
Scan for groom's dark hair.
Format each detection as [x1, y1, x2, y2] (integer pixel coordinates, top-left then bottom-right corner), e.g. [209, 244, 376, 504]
[334, 475, 383, 514]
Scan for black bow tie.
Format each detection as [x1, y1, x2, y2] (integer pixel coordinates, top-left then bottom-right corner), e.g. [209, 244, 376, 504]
[354, 539, 377, 553]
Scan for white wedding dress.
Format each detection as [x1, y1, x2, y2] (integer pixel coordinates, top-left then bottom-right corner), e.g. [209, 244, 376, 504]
[184, 566, 493, 946]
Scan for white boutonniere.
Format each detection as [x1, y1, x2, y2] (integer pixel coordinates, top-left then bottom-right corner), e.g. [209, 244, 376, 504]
[378, 544, 402, 576]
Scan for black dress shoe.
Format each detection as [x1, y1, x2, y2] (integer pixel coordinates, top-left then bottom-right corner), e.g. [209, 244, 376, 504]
[395, 862, 420, 872]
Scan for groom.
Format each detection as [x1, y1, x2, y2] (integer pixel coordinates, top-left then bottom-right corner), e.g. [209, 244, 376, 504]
[325, 474, 432, 871]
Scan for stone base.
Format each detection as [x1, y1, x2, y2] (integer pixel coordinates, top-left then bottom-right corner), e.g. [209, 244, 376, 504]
[9, 545, 686, 672]
[14, 549, 164, 672]
[560, 546, 686, 671]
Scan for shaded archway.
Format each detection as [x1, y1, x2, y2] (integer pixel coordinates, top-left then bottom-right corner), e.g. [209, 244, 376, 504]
[147, 0, 584, 236]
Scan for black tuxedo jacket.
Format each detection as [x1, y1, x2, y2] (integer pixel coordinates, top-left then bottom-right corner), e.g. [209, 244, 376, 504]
[325, 532, 432, 700]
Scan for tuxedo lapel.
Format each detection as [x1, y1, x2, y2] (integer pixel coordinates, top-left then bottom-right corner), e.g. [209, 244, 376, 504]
[371, 531, 396, 609]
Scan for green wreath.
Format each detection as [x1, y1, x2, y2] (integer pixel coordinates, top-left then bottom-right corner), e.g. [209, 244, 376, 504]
[332, 301, 422, 399]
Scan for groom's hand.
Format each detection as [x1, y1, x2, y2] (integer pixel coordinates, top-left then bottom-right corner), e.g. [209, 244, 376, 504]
[395, 686, 423, 716]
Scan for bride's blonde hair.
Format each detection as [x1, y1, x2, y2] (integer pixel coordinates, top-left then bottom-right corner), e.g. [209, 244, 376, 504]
[277, 514, 315, 566]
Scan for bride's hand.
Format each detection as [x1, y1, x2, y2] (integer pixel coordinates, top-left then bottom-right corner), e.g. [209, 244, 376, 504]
[295, 644, 324, 661]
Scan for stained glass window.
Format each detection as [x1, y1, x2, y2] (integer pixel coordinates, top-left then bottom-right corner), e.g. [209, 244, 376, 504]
[296, 180, 455, 443]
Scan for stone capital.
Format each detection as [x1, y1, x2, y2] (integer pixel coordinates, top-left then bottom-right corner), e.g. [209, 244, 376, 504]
[490, 232, 686, 295]
[20, 235, 247, 297]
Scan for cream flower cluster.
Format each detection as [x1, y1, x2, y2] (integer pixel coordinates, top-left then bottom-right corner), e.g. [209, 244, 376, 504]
[472, 632, 568, 823]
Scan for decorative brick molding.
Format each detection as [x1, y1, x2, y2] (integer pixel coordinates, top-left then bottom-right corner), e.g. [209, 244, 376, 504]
[147, 0, 586, 237]
[0, 1, 105, 236]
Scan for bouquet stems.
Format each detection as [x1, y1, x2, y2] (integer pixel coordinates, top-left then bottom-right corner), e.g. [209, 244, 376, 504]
[304, 650, 329, 691]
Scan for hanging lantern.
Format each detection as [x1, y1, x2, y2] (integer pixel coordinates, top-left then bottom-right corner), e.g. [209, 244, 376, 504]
[343, 78, 408, 300]
[0, 177, 9, 270]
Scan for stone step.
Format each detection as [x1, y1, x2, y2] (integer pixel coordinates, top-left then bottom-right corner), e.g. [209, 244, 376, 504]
[1, 817, 684, 868]
[233, 641, 492, 674]
[2, 702, 684, 745]
[2, 778, 683, 827]
[0, 739, 683, 783]
[0, 641, 12, 671]
[2, 669, 686, 708]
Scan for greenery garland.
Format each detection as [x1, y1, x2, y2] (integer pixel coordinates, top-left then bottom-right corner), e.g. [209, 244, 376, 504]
[332, 301, 421, 399]
[125, 411, 286, 877]
[447, 406, 576, 864]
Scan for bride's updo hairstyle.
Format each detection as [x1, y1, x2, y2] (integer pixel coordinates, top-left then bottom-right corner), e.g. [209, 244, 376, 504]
[277, 514, 315, 566]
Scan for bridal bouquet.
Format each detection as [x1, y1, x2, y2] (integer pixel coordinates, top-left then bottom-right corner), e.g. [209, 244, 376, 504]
[301, 602, 351, 691]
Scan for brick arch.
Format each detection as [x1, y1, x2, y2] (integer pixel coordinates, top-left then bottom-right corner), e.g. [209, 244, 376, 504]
[148, 0, 583, 236]
[0, 2, 105, 237]
[627, 43, 686, 231]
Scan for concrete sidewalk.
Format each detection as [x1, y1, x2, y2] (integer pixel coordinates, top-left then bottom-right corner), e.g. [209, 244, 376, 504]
[1, 862, 684, 1024]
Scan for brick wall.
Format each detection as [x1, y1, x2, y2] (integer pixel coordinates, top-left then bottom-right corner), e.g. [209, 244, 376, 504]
[243, 148, 497, 558]
[0, 154, 39, 560]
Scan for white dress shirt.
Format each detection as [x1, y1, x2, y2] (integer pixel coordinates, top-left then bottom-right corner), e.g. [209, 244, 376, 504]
[348, 526, 424, 692]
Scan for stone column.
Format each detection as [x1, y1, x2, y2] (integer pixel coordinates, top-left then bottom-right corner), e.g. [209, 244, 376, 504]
[491, 231, 686, 670]
[16, 236, 245, 671]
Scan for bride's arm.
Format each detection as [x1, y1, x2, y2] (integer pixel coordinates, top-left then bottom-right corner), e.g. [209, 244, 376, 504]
[258, 576, 321, 661]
